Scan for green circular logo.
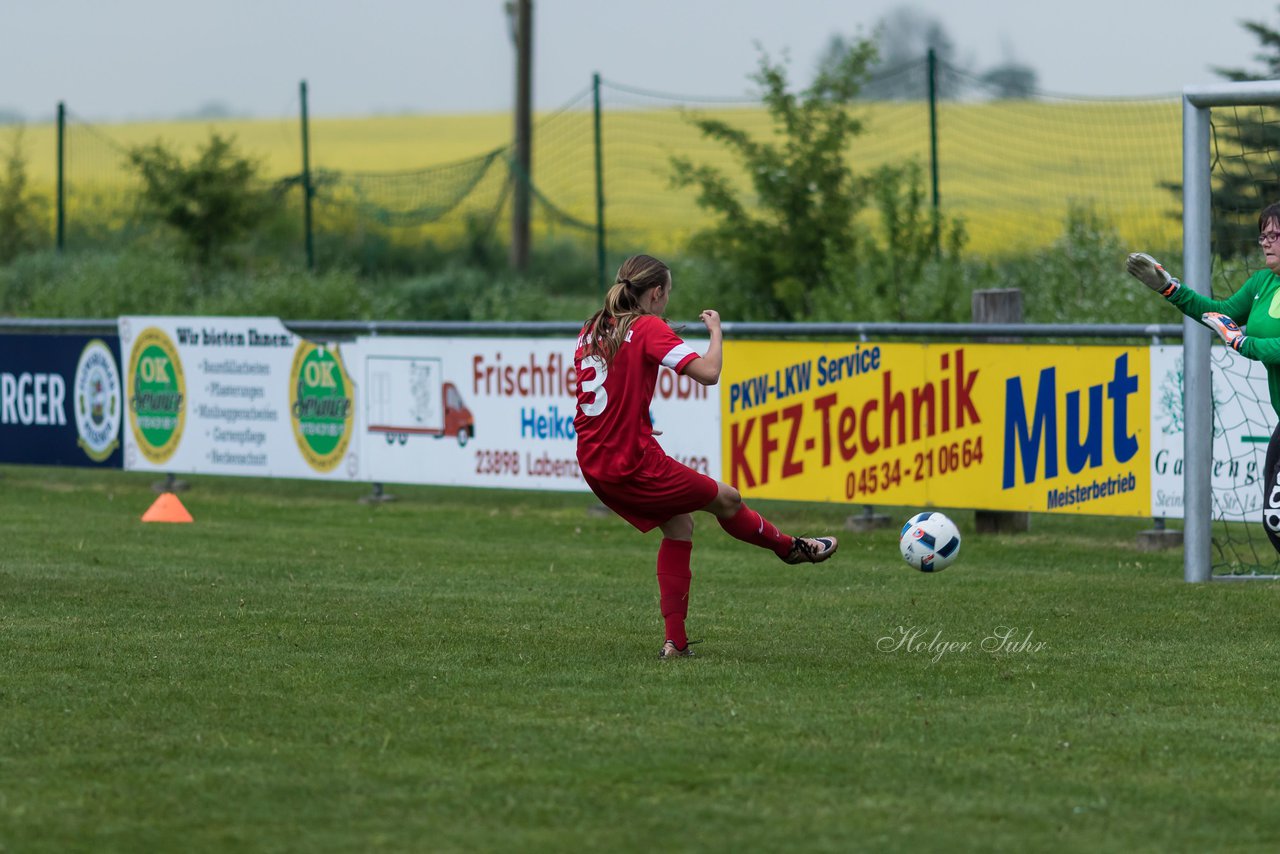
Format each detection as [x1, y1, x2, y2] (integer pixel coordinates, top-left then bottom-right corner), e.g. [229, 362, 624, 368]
[290, 342, 353, 472]
[128, 328, 185, 464]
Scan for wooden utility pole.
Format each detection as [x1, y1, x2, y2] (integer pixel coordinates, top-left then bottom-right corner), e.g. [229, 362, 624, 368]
[510, 0, 533, 273]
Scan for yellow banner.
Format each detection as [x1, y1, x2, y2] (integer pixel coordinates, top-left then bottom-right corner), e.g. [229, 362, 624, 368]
[721, 342, 1150, 516]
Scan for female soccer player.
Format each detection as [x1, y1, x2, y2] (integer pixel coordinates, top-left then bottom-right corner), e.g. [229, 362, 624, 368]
[1127, 201, 1280, 552]
[573, 254, 838, 660]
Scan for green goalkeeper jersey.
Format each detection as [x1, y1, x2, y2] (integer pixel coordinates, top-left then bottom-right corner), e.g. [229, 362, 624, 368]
[1167, 268, 1280, 416]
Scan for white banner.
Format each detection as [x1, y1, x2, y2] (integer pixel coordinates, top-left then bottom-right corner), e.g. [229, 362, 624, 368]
[339, 335, 720, 491]
[1148, 345, 1273, 521]
[119, 317, 360, 480]
[101, 323, 1280, 518]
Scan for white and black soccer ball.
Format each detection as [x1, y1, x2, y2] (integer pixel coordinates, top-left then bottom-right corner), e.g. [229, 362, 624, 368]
[899, 511, 962, 572]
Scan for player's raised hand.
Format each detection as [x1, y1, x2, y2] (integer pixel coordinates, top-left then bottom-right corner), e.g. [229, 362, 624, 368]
[699, 309, 721, 334]
[1202, 312, 1246, 351]
[1126, 252, 1180, 297]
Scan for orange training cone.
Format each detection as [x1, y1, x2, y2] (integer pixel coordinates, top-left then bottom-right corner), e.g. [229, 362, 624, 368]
[141, 492, 194, 523]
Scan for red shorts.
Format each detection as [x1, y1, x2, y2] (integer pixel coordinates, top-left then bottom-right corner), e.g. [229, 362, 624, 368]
[583, 445, 720, 533]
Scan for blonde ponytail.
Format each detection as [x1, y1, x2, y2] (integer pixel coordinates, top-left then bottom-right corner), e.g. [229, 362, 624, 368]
[581, 255, 670, 366]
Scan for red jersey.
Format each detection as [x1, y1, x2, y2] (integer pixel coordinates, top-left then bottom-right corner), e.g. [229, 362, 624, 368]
[574, 315, 699, 481]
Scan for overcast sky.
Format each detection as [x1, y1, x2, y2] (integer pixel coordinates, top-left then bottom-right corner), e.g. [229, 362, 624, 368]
[3, 0, 1274, 122]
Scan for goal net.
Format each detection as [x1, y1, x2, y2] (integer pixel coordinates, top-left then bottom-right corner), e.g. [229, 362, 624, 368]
[1182, 82, 1280, 580]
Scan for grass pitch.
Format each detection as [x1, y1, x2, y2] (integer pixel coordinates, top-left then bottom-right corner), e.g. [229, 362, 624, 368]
[2, 464, 1278, 852]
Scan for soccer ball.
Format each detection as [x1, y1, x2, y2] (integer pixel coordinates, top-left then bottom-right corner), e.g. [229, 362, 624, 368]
[899, 512, 962, 572]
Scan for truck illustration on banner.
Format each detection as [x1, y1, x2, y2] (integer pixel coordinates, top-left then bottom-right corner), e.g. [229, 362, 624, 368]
[364, 356, 475, 446]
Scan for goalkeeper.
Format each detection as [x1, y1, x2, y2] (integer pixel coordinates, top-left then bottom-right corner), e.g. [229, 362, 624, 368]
[1127, 201, 1280, 551]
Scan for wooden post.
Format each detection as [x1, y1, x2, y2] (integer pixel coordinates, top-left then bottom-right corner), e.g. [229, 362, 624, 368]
[972, 288, 1023, 326]
[972, 289, 1030, 534]
[509, 0, 533, 273]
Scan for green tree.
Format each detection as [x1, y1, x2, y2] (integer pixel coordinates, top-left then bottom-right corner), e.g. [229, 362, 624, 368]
[670, 43, 966, 321]
[670, 44, 880, 321]
[1198, 7, 1280, 258]
[0, 129, 50, 263]
[817, 10, 969, 101]
[126, 132, 273, 266]
[812, 159, 970, 322]
[1211, 7, 1280, 80]
[980, 63, 1039, 100]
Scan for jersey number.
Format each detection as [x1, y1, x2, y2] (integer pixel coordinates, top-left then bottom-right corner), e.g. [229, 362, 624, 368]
[579, 355, 607, 416]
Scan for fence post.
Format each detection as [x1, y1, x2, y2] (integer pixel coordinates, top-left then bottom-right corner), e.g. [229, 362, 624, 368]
[593, 72, 606, 295]
[973, 289, 1030, 533]
[56, 102, 65, 253]
[299, 80, 315, 272]
[927, 48, 940, 259]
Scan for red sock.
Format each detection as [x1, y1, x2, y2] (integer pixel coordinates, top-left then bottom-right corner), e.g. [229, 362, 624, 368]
[656, 538, 693, 648]
[716, 504, 794, 557]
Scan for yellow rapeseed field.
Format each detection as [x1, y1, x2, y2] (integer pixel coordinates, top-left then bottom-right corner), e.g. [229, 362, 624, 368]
[6, 98, 1186, 255]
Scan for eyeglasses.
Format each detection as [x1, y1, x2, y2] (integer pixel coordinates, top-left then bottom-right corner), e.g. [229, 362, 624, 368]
[1259, 231, 1280, 245]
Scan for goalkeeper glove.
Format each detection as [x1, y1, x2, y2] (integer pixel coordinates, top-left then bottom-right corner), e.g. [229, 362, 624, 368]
[1126, 252, 1181, 297]
[1202, 312, 1245, 351]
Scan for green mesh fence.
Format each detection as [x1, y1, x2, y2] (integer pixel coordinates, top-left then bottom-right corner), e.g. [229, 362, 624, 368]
[594, 80, 763, 253]
[63, 110, 144, 247]
[47, 58, 1187, 264]
[597, 61, 1182, 256]
[308, 87, 598, 261]
[522, 86, 599, 239]
[314, 148, 511, 235]
[934, 76, 1181, 254]
[60, 109, 308, 257]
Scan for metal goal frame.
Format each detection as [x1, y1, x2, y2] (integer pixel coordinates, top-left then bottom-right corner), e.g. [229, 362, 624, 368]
[1182, 81, 1280, 582]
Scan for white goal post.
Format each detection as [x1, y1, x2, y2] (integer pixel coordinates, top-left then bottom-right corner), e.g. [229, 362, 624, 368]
[1182, 81, 1280, 582]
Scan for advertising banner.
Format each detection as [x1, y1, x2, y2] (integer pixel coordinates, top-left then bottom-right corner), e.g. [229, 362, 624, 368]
[0, 333, 123, 468]
[1148, 345, 1272, 521]
[340, 335, 720, 491]
[118, 317, 360, 481]
[721, 341, 1151, 516]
